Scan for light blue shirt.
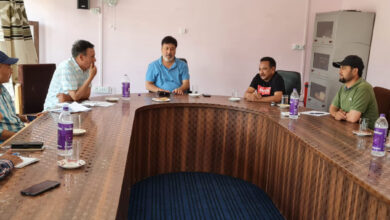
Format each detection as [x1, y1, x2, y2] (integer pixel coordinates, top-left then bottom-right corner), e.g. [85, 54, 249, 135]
[0, 85, 24, 143]
[146, 57, 189, 92]
[44, 58, 89, 110]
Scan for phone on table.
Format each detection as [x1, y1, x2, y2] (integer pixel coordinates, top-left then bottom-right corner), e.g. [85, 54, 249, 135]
[21, 180, 60, 196]
[158, 91, 170, 97]
[27, 115, 37, 122]
[11, 142, 44, 151]
[202, 94, 211, 97]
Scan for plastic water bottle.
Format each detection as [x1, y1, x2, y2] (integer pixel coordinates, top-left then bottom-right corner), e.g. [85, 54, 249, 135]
[57, 104, 73, 156]
[122, 74, 130, 100]
[289, 88, 299, 119]
[371, 114, 388, 157]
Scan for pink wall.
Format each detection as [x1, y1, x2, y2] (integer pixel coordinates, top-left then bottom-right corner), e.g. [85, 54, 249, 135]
[340, 0, 390, 89]
[24, 0, 307, 96]
[24, 0, 101, 71]
[23, 0, 389, 96]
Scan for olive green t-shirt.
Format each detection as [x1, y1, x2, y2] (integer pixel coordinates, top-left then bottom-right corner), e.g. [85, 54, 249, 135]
[332, 78, 379, 129]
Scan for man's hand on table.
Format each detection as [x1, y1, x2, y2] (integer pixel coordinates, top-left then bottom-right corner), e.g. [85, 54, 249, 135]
[334, 110, 347, 121]
[173, 88, 184, 95]
[0, 150, 22, 166]
[245, 92, 262, 102]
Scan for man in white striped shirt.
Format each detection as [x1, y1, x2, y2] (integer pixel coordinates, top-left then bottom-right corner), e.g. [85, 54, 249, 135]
[44, 40, 97, 110]
[0, 51, 27, 143]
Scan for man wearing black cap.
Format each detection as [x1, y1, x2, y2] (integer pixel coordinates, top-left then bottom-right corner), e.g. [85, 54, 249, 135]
[0, 51, 28, 143]
[329, 55, 378, 128]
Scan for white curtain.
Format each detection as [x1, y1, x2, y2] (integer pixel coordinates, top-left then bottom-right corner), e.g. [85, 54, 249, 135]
[0, 0, 38, 96]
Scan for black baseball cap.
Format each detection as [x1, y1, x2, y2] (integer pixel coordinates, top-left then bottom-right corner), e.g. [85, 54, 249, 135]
[0, 51, 18, 65]
[332, 55, 364, 71]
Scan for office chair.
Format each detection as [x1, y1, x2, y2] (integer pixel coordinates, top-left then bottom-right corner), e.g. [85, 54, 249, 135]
[18, 64, 56, 114]
[277, 70, 301, 95]
[373, 86, 390, 122]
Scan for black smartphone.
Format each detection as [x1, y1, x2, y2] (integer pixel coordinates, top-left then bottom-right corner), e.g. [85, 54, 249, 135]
[27, 115, 37, 122]
[158, 91, 170, 97]
[21, 180, 60, 196]
[11, 142, 44, 150]
[202, 94, 211, 97]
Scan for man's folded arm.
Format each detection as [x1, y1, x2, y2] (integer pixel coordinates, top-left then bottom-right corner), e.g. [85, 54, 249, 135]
[257, 91, 283, 102]
[346, 110, 362, 123]
[0, 129, 16, 141]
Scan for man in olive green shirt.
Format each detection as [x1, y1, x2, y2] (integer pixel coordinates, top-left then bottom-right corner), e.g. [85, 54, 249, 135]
[329, 55, 378, 129]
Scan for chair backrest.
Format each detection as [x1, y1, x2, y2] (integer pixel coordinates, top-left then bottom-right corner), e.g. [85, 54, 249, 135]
[18, 64, 56, 114]
[178, 58, 187, 64]
[373, 86, 390, 123]
[277, 70, 301, 96]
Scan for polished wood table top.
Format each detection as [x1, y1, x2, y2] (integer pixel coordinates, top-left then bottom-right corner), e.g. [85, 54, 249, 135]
[0, 93, 388, 219]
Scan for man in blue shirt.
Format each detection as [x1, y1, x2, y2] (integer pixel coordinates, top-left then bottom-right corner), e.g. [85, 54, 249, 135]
[145, 36, 190, 95]
[0, 51, 27, 143]
[44, 40, 97, 110]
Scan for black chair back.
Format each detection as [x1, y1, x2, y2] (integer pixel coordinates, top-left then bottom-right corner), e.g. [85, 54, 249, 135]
[277, 70, 301, 95]
[18, 64, 56, 114]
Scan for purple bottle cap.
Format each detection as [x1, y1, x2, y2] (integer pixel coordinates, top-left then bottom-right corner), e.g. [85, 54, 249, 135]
[380, 113, 385, 117]
[63, 105, 69, 111]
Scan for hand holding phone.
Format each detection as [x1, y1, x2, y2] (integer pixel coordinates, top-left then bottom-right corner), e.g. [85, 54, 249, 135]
[21, 180, 60, 196]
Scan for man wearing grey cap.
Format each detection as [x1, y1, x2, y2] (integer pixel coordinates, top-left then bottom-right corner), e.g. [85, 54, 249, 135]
[0, 51, 27, 143]
[329, 55, 378, 129]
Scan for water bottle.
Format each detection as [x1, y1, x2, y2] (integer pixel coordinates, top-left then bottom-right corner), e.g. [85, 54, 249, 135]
[371, 114, 388, 157]
[57, 104, 73, 156]
[122, 74, 130, 100]
[289, 88, 299, 119]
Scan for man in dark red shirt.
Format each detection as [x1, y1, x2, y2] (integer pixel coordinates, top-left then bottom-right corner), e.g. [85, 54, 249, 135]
[244, 57, 285, 102]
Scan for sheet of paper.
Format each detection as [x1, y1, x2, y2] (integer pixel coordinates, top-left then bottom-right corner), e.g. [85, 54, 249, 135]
[0, 154, 39, 168]
[81, 101, 115, 107]
[48, 102, 91, 113]
[300, 111, 330, 117]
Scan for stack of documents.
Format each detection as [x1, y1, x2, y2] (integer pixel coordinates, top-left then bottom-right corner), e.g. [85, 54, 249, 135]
[81, 101, 115, 107]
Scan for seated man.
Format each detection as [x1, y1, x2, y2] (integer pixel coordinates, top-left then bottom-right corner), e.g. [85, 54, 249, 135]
[329, 55, 378, 129]
[145, 36, 189, 95]
[244, 57, 285, 102]
[0, 51, 28, 143]
[0, 150, 22, 180]
[44, 40, 97, 110]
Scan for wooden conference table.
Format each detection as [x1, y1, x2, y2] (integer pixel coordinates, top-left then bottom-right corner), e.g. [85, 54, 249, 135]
[0, 93, 389, 219]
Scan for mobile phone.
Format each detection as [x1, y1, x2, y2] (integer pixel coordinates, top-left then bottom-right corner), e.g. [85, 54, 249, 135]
[202, 94, 211, 97]
[11, 142, 44, 151]
[27, 115, 37, 122]
[21, 180, 60, 196]
[158, 91, 170, 97]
